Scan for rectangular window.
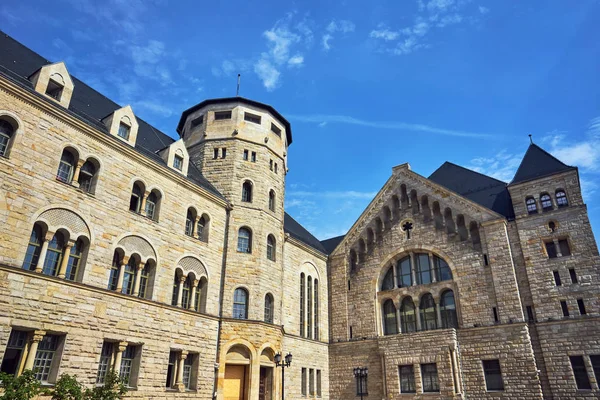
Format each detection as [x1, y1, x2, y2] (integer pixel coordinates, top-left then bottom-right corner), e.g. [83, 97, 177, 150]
[570, 355, 592, 390]
[569, 268, 578, 284]
[526, 305, 535, 322]
[0, 329, 28, 376]
[561, 300, 569, 317]
[275, 163, 278, 174]
[399, 365, 416, 393]
[251, 151, 256, 162]
[590, 355, 600, 384]
[213, 148, 219, 159]
[269, 159, 273, 171]
[577, 299, 586, 315]
[173, 154, 183, 170]
[421, 363, 439, 392]
[546, 241, 558, 258]
[553, 270, 562, 286]
[118, 122, 130, 140]
[244, 112, 261, 124]
[559, 239, 571, 256]
[166, 350, 177, 388]
[45, 79, 64, 100]
[96, 341, 114, 384]
[317, 370, 322, 396]
[301, 368, 307, 396]
[33, 334, 60, 383]
[309, 368, 315, 395]
[483, 359, 505, 391]
[243, 149, 249, 161]
[214, 110, 232, 120]
[271, 123, 282, 136]
[120, 345, 138, 387]
[483, 254, 489, 266]
[221, 148, 227, 159]
[493, 307, 499, 323]
[183, 354, 195, 390]
[190, 114, 204, 128]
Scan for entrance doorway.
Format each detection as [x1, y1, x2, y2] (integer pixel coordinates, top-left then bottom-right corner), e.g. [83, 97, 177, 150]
[259, 366, 273, 400]
[224, 365, 246, 400]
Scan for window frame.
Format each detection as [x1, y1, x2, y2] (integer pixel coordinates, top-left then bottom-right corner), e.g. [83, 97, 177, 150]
[540, 193, 553, 211]
[482, 359, 505, 391]
[421, 363, 440, 393]
[266, 235, 276, 261]
[399, 365, 416, 393]
[173, 154, 184, 170]
[214, 110, 232, 120]
[237, 227, 252, 253]
[0, 119, 15, 158]
[526, 197, 537, 214]
[233, 288, 249, 319]
[383, 299, 398, 335]
[244, 112, 261, 124]
[264, 293, 274, 323]
[569, 355, 592, 390]
[556, 190, 568, 207]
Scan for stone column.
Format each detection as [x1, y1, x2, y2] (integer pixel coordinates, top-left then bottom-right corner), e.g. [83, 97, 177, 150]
[71, 159, 86, 187]
[116, 256, 129, 292]
[192, 216, 200, 237]
[175, 351, 188, 391]
[450, 344, 461, 394]
[436, 298, 443, 328]
[176, 275, 186, 307]
[132, 261, 145, 297]
[394, 299, 401, 333]
[23, 330, 46, 371]
[415, 305, 422, 331]
[429, 252, 436, 282]
[140, 191, 150, 214]
[113, 342, 128, 373]
[57, 241, 75, 279]
[189, 279, 199, 310]
[410, 252, 417, 286]
[34, 232, 54, 273]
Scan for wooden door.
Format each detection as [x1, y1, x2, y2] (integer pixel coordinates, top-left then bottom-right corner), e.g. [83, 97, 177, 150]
[224, 365, 246, 400]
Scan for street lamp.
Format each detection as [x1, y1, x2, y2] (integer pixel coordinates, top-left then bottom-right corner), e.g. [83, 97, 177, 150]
[353, 367, 368, 400]
[275, 352, 292, 400]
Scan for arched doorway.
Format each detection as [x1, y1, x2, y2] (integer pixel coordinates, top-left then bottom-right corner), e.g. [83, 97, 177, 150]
[224, 345, 251, 400]
[259, 348, 275, 400]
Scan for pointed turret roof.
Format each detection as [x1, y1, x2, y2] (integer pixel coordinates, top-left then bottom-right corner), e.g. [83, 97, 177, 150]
[510, 143, 576, 185]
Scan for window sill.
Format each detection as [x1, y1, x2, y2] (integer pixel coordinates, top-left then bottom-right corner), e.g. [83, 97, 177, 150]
[128, 210, 158, 224]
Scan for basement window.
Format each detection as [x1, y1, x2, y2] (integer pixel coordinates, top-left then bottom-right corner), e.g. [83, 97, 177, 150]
[45, 79, 64, 101]
[244, 112, 261, 124]
[214, 110, 232, 120]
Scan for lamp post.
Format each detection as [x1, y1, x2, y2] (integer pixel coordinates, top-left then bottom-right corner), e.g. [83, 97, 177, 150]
[353, 367, 368, 400]
[275, 352, 292, 400]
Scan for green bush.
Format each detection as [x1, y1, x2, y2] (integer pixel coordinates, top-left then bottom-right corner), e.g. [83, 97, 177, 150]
[0, 370, 42, 400]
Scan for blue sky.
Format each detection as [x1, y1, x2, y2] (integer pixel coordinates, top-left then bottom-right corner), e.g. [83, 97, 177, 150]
[2, 0, 600, 242]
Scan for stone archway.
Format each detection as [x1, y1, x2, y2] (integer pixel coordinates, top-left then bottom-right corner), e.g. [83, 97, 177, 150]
[224, 345, 251, 400]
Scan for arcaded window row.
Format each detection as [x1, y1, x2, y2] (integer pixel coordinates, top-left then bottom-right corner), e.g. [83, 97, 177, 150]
[526, 189, 569, 214]
[299, 273, 320, 340]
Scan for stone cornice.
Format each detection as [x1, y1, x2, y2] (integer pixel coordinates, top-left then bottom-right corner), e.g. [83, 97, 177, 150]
[0, 76, 230, 209]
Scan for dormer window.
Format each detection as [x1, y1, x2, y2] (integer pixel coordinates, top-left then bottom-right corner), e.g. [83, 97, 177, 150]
[215, 111, 232, 120]
[271, 123, 282, 136]
[45, 78, 64, 101]
[173, 154, 183, 171]
[244, 112, 261, 124]
[118, 122, 131, 140]
[29, 62, 74, 108]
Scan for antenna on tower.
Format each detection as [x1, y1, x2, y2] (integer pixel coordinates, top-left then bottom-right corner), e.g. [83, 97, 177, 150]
[529, 134, 533, 144]
[236, 74, 241, 97]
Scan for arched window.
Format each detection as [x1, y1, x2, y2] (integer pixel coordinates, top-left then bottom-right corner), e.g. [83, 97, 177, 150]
[56, 149, 76, 183]
[42, 232, 65, 276]
[195, 277, 208, 313]
[307, 276, 313, 339]
[181, 276, 192, 309]
[349, 249, 357, 272]
[78, 160, 97, 193]
[237, 227, 252, 253]
[444, 208, 455, 233]
[185, 208, 195, 236]
[396, 256, 412, 288]
[400, 297, 416, 333]
[556, 190, 568, 207]
[108, 251, 121, 291]
[440, 290, 458, 329]
[416, 253, 433, 285]
[269, 190, 276, 211]
[138, 261, 151, 299]
[171, 274, 179, 306]
[434, 256, 452, 281]
[65, 238, 85, 281]
[300, 273, 305, 337]
[198, 214, 209, 242]
[264, 293, 274, 323]
[383, 299, 398, 335]
[0, 119, 15, 157]
[121, 257, 136, 295]
[233, 288, 248, 319]
[540, 193, 553, 211]
[145, 190, 161, 221]
[382, 267, 394, 291]
[129, 181, 144, 213]
[23, 225, 43, 271]
[267, 235, 276, 261]
[526, 197, 537, 214]
[420, 294, 437, 331]
[314, 279, 319, 340]
[242, 181, 253, 203]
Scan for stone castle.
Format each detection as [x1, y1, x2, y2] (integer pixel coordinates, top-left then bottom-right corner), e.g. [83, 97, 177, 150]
[0, 31, 599, 399]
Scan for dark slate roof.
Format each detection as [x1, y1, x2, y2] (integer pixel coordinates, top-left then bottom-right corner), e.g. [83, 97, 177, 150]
[510, 143, 576, 185]
[176, 97, 293, 145]
[429, 162, 515, 219]
[0, 31, 223, 198]
[284, 213, 327, 254]
[320, 235, 345, 255]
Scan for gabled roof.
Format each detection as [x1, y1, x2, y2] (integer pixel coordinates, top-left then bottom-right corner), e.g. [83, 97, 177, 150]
[429, 162, 515, 219]
[0, 31, 223, 199]
[510, 143, 576, 185]
[320, 235, 345, 255]
[284, 213, 327, 254]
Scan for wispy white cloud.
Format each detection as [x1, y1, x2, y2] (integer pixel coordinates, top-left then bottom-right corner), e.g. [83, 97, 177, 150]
[287, 113, 492, 138]
[467, 151, 523, 182]
[322, 19, 355, 51]
[542, 120, 600, 172]
[287, 54, 304, 67]
[133, 100, 173, 118]
[370, 25, 400, 41]
[254, 59, 281, 91]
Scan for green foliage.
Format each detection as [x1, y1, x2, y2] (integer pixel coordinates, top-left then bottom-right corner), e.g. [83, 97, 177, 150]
[0, 370, 42, 400]
[51, 374, 83, 400]
[82, 372, 127, 400]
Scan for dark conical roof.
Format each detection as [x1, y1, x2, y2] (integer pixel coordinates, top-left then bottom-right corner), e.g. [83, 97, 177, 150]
[510, 144, 576, 185]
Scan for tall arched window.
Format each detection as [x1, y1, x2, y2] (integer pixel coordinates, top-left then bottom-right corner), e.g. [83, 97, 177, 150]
[267, 235, 276, 261]
[540, 193, 553, 211]
[526, 197, 537, 214]
[108, 251, 121, 291]
[185, 208, 195, 236]
[420, 294, 437, 331]
[434, 256, 452, 282]
[0, 119, 15, 157]
[416, 254, 433, 285]
[195, 277, 208, 313]
[440, 290, 458, 329]
[145, 190, 161, 221]
[121, 257, 136, 295]
[138, 262, 151, 299]
[300, 273, 305, 337]
[129, 181, 144, 212]
[78, 160, 97, 193]
[233, 288, 248, 319]
[171, 274, 179, 306]
[556, 190, 568, 207]
[198, 214, 209, 242]
[314, 279, 319, 340]
[242, 181, 253, 203]
[182, 276, 192, 309]
[269, 190, 276, 211]
[383, 299, 398, 335]
[42, 232, 65, 276]
[56, 149, 76, 183]
[237, 227, 252, 253]
[307, 276, 313, 339]
[65, 238, 84, 281]
[382, 267, 394, 291]
[396, 256, 412, 287]
[23, 225, 43, 271]
[400, 297, 416, 333]
[264, 293, 274, 323]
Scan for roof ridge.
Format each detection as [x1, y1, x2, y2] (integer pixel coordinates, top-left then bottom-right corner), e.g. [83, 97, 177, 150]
[431, 161, 508, 185]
